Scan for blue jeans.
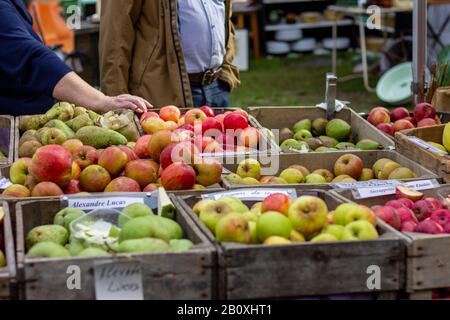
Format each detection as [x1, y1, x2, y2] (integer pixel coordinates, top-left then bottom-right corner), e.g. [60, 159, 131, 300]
[191, 80, 230, 108]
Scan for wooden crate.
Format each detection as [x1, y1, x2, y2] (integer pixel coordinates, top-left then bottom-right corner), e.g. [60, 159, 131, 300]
[15, 194, 217, 300]
[248, 107, 395, 152]
[0, 116, 14, 165]
[220, 150, 438, 189]
[395, 125, 450, 183]
[0, 202, 17, 299]
[332, 185, 450, 299]
[175, 187, 405, 299]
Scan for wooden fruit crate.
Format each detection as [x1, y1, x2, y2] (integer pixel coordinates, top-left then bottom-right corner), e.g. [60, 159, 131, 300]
[332, 185, 450, 299]
[175, 187, 405, 299]
[248, 107, 395, 152]
[395, 124, 450, 183]
[15, 193, 217, 300]
[0, 116, 14, 165]
[0, 202, 17, 299]
[220, 150, 438, 190]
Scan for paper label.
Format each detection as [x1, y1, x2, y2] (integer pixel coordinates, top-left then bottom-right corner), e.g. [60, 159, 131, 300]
[331, 180, 401, 189]
[352, 179, 440, 199]
[0, 176, 12, 190]
[221, 167, 232, 174]
[407, 136, 448, 155]
[66, 197, 144, 211]
[201, 188, 298, 201]
[94, 261, 144, 300]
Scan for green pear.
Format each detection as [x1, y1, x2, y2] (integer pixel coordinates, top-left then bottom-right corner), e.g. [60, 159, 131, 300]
[169, 239, 194, 253]
[118, 238, 169, 253]
[53, 208, 86, 230]
[27, 242, 71, 257]
[280, 139, 309, 152]
[77, 247, 109, 257]
[305, 137, 323, 150]
[319, 136, 338, 148]
[335, 142, 356, 150]
[119, 203, 154, 227]
[44, 119, 75, 139]
[45, 102, 74, 122]
[66, 114, 94, 132]
[119, 217, 155, 242]
[148, 215, 184, 242]
[326, 119, 351, 142]
[279, 128, 293, 143]
[73, 106, 87, 117]
[293, 129, 313, 141]
[67, 238, 85, 256]
[26, 225, 69, 250]
[293, 119, 312, 133]
[312, 118, 328, 136]
[19, 115, 48, 131]
[355, 139, 380, 150]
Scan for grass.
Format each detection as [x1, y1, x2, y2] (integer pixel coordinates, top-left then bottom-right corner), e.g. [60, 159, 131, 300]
[231, 53, 384, 113]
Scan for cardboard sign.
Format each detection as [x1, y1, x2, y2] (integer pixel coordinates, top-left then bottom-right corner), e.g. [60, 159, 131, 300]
[352, 179, 440, 199]
[407, 136, 448, 155]
[94, 261, 144, 300]
[201, 188, 298, 201]
[65, 196, 145, 211]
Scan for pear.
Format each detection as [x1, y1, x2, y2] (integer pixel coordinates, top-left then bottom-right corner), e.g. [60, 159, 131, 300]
[378, 161, 401, 180]
[326, 119, 351, 142]
[312, 118, 328, 136]
[46, 102, 74, 122]
[27, 242, 71, 258]
[118, 238, 169, 253]
[305, 137, 323, 150]
[75, 126, 128, 149]
[53, 208, 86, 230]
[292, 119, 312, 133]
[224, 174, 244, 185]
[19, 115, 48, 131]
[118, 217, 155, 242]
[280, 139, 309, 152]
[26, 225, 69, 250]
[355, 139, 380, 150]
[73, 106, 87, 117]
[279, 128, 293, 143]
[119, 203, 154, 227]
[318, 136, 338, 148]
[44, 119, 75, 139]
[149, 215, 184, 242]
[388, 167, 417, 179]
[65, 114, 94, 132]
[335, 142, 356, 150]
[67, 238, 85, 256]
[77, 247, 109, 257]
[169, 239, 194, 253]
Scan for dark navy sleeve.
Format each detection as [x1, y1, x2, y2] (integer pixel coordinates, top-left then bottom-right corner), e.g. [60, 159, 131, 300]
[0, 1, 72, 97]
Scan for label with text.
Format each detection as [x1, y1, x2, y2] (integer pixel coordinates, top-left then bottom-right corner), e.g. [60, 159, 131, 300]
[331, 179, 401, 189]
[407, 136, 448, 155]
[201, 188, 298, 201]
[67, 197, 144, 211]
[352, 179, 440, 199]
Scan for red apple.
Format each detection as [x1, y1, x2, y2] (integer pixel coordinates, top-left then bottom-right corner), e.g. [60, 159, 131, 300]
[141, 117, 166, 134]
[62, 139, 84, 155]
[184, 109, 207, 126]
[64, 179, 82, 194]
[71, 162, 81, 180]
[424, 197, 442, 211]
[373, 206, 401, 230]
[232, 109, 249, 120]
[74, 146, 98, 169]
[104, 177, 141, 192]
[430, 209, 450, 227]
[376, 123, 394, 136]
[143, 183, 159, 192]
[193, 157, 223, 187]
[2, 184, 30, 198]
[214, 114, 226, 123]
[199, 106, 215, 117]
[29, 145, 73, 187]
[397, 198, 414, 209]
[159, 141, 198, 169]
[201, 117, 223, 135]
[390, 107, 409, 121]
[31, 181, 64, 197]
[98, 146, 129, 177]
[385, 200, 406, 209]
[413, 102, 436, 121]
[135, 135, 152, 159]
[194, 136, 215, 152]
[140, 111, 160, 123]
[261, 193, 292, 216]
[368, 108, 390, 126]
[159, 105, 181, 122]
[417, 118, 437, 127]
[393, 119, 415, 132]
[404, 116, 416, 126]
[160, 162, 196, 190]
[333, 154, 363, 179]
[401, 220, 418, 232]
[223, 113, 249, 131]
[119, 146, 139, 162]
[415, 218, 444, 234]
[238, 127, 260, 149]
[412, 200, 435, 221]
[148, 129, 173, 161]
[125, 160, 158, 188]
[395, 185, 424, 201]
[177, 124, 194, 132]
[395, 206, 418, 223]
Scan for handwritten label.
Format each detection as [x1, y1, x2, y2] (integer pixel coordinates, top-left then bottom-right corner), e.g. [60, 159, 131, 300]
[66, 197, 144, 211]
[0, 176, 12, 190]
[331, 179, 401, 189]
[201, 188, 298, 201]
[407, 136, 448, 155]
[352, 179, 440, 199]
[94, 261, 144, 300]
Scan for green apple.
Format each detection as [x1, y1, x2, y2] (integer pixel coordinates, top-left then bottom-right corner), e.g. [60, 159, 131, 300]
[342, 220, 378, 240]
[224, 173, 244, 184]
[199, 200, 234, 233]
[333, 203, 376, 226]
[215, 213, 251, 244]
[256, 211, 293, 242]
[310, 233, 338, 242]
[290, 230, 305, 242]
[288, 196, 328, 236]
[293, 119, 312, 133]
[263, 236, 292, 245]
[280, 139, 309, 153]
[236, 159, 261, 180]
[243, 210, 260, 222]
[218, 196, 249, 213]
[241, 177, 260, 185]
[249, 221, 258, 244]
[321, 225, 345, 240]
[293, 129, 313, 141]
[305, 173, 327, 183]
[192, 199, 216, 216]
[279, 168, 304, 183]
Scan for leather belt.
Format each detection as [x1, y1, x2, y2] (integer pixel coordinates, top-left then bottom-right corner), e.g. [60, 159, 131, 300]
[189, 68, 222, 86]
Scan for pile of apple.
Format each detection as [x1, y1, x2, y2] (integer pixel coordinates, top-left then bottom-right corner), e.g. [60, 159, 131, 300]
[224, 154, 418, 186]
[279, 117, 381, 153]
[0, 208, 6, 268]
[192, 193, 379, 245]
[368, 103, 440, 137]
[372, 186, 450, 234]
[140, 105, 263, 153]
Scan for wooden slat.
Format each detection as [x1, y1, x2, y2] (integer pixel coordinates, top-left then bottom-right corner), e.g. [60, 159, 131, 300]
[0, 202, 17, 299]
[0, 116, 14, 165]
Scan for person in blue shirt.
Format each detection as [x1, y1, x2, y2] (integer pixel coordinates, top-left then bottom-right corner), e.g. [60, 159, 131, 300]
[0, 0, 151, 116]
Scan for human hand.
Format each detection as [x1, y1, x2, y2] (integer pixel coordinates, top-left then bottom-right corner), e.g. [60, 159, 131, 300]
[97, 94, 153, 114]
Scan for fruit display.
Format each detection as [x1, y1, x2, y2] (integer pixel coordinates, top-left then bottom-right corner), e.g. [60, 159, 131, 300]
[140, 106, 270, 154]
[0, 207, 6, 268]
[192, 193, 379, 245]
[371, 186, 450, 235]
[223, 154, 419, 186]
[18, 102, 140, 158]
[25, 202, 194, 258]
[278, 117, 381, 153]
[367, 104, 441, 137]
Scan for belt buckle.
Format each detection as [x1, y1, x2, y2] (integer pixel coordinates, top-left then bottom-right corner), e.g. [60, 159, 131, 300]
[201, 68, 221, 86]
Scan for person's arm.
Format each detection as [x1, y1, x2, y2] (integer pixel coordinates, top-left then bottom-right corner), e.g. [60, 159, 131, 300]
[53, 72, 151, 113]
[99, 0, 143, 96]
[220, 3, 240, 90]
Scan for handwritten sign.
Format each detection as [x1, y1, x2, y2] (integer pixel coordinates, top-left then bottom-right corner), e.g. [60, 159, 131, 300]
[331, 179, 401, 190]
[66, 197, 144, 211]
[0, 176, 12, 190]
[352, 179, 440, 199]
[407, 136, 448, 155]
[201, 188, 298, 201]
[94, 261, 144, 300]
